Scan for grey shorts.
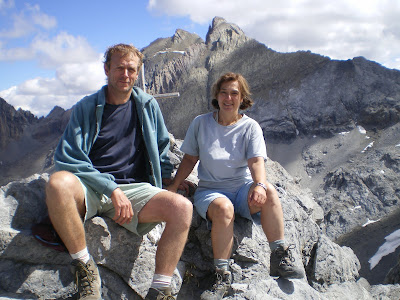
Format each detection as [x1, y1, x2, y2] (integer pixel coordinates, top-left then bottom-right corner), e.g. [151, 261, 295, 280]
[77, 176, 163, 236]
[193, 181, 261, 225]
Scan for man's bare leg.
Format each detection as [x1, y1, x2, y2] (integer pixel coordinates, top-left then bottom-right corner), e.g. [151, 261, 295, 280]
[138, 191, 193, 276]
[46, 171, 103, 298]
[45, 171, 87, 254]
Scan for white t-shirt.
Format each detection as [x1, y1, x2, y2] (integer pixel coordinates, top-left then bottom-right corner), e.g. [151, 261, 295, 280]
[181, 112, 267, 193]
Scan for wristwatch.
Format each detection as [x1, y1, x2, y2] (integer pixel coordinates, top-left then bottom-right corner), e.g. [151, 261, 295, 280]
[256, 182, 268, 192]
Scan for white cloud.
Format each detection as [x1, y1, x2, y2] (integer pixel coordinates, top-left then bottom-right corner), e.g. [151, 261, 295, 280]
[0, 3, 56, 39]
[0, 0, 14, 10]
[56, 59, 106, 92]
[148, 0, 400, 70]
[0, 2, 107, 116]
[0, 31, 104, 117]
[31, 32, 99, 68]
[0, 56, 106, 117]
[0, 44, 34, 60]
[0, 31, 97, 66]
[29, 4, 57, 30]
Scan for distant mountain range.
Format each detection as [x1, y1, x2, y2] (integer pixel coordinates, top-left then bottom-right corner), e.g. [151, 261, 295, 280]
[0, 16, 399, 286]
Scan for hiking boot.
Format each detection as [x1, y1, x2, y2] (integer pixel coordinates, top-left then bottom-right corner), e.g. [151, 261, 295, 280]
[270, 244, 305, 279]
[200, 268, 232, 300]
[71, 257, 101, 299]
[145, 287, 176, 299]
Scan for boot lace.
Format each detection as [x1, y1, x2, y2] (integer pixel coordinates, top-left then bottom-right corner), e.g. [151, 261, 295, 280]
[210, 270, 230, 294]
[75, 263, 96, 297]
[154, 288, 176, 300]
[277, 244, 296, 267]
[160, 294, 176, 300]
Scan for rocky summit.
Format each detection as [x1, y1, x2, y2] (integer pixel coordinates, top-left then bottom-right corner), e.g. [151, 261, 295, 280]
[0, 16, 399, 299]
[1, 144, 399, 299]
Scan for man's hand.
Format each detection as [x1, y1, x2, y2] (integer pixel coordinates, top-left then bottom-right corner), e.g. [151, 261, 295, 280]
[110, 188, 133, 225]
[248, 184, 267, 208]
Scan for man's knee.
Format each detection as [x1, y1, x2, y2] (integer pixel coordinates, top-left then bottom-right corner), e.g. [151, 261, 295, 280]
[48, 170, 75, 185]
[47, 171, 72, 191]
[173, 194, 193, 227]
[46, 171, 82, 204]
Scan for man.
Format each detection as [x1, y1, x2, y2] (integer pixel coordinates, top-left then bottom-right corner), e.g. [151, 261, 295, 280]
[46, 43, 193, 300]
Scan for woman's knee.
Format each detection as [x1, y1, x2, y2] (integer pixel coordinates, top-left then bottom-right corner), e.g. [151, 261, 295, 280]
[265, 183, 281, 207]
[208, 198, 234, 222]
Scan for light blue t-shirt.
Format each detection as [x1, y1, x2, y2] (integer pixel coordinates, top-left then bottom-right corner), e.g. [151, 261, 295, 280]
[181, 112, 267, 193]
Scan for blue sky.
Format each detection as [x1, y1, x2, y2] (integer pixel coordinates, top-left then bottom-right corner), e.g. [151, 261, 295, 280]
[0, 0, 208, 91]
[1, 0, 399, 117]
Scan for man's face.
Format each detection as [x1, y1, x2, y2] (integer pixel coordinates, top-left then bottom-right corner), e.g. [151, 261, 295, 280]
[104, 52, 140, 94]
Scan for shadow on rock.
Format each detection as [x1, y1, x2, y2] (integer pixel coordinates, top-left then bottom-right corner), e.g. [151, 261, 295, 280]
[276, 277, 295, 294]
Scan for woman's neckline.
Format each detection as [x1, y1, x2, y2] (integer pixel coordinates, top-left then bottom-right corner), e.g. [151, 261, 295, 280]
[214, 110, 243, 126]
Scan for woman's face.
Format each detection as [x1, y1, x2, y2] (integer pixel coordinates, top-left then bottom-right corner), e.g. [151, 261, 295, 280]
[217, 80, 243, 114]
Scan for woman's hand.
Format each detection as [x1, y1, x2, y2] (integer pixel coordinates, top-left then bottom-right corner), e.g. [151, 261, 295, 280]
[248, 183, 267, 208]
[247, 156, 268, 209]
[166, 179, 196, 197]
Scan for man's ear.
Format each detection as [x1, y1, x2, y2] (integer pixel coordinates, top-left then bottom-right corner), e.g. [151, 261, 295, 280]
[104, 64, 109, 76]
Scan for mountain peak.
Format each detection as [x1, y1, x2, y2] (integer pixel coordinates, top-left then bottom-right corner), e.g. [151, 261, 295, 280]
[0, 97, 37, 150]
[45, 105, 66, 119]
[206, 16, 248, 48]
[172, 28, 201, 44]
[211, 16, 227, 27]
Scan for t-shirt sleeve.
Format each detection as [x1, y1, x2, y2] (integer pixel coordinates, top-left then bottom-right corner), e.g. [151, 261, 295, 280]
[246, 121, 268, 161]
[180, 116, 200, 156]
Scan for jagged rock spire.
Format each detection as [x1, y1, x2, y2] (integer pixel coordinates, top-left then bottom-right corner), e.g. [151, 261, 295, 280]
[205, 16, 248, 48]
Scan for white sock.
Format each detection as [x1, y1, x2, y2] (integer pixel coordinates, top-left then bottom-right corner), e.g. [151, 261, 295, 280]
[70, 247, 90, 264]
[151, 274, 172, 290]
[214, 258, 230, 271]
[269, 239, 285, 251]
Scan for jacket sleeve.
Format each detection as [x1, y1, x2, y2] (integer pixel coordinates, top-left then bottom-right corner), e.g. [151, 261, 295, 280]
[154, 101, 173, 179]
[54, 101, 118, 197]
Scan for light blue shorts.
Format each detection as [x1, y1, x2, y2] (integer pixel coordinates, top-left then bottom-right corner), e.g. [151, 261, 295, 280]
[193, 181, 261, 225]
[77, 176, 163, 236]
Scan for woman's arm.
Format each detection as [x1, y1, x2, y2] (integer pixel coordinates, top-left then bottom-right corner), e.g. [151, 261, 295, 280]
[166, 154, 199, 194]
[247, 156, 268, 208]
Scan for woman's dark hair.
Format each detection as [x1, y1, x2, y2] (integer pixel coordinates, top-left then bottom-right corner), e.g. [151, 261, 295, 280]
[211, 72, 253, 110]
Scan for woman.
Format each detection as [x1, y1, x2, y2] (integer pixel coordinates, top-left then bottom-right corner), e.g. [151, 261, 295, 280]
[168, 72, 303, 299]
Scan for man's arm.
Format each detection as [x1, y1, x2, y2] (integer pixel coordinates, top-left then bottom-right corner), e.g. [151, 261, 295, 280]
[54, 100, 118, 197]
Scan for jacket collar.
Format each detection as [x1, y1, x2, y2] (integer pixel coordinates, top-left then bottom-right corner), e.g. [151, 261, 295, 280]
[98, 85, 153, 106]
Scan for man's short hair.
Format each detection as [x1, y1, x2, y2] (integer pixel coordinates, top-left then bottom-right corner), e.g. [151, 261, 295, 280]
[104, 43, 144, 71]
[211, 72, 254, 110]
